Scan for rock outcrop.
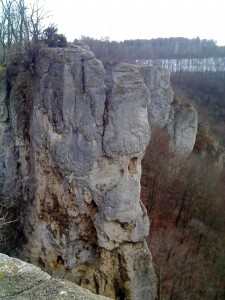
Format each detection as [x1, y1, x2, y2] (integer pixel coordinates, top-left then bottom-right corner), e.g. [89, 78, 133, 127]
[138, 66, 174, 128]
[0, 45, 198, 300]
[139, 66, 198, 154]
[0, 45, 156, 299]
[167, 99, 199, 154]
[0, 253, 111, 300]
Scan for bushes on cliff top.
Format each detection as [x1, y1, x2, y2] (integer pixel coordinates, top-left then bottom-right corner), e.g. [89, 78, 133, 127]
[0, 0, 67, 66]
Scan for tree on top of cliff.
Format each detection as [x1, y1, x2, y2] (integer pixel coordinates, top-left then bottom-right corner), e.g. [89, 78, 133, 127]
[42, 25, 67, 48]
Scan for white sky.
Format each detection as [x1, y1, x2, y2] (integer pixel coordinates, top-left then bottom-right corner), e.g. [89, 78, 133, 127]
[42, 0, 225, 45]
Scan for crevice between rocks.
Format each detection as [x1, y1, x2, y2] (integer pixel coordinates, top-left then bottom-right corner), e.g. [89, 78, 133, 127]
[81, 55, 85, 93]
[101, 89, 110, 156]
[102, 63, 114, 156]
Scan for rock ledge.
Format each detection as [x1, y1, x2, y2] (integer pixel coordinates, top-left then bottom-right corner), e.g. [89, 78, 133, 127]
[0, 253, 111, 300]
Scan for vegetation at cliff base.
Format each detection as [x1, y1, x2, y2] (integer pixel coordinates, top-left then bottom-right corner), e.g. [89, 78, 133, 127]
[141, 127, 225, 299]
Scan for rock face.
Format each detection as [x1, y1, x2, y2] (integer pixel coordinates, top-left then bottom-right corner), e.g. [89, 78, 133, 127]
[0, 253, 112, 300]
[139, 66, 198, 154]
[167, 100, 198, 154]
[138, 66, 174, 128]
[0, 45, 156, 299]
[0, 45, 199, 299]
[0, 69, 15, 203]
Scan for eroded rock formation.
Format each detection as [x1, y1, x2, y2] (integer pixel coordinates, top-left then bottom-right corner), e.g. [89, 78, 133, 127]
[139, 66, 198, 154]
[0, 44, 156, 299]
[167, 99, 199, 154]
[0, 44, 199, 299]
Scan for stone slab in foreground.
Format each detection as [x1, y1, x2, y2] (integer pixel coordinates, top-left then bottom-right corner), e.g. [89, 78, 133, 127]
[0, 253, 111, 300]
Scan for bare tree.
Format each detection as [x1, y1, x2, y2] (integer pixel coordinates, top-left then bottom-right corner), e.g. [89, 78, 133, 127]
[0, 201, 18, 253]
[141, 126, 225, 299]
[0, 0, 50, 64]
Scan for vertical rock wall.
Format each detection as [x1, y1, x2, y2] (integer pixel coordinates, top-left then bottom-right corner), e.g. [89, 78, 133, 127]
[0, 69, 15, 204]
[0, 45, 200, 299]
[139, 66, 198, 154]
[138, 66, 174, 128]
[2, 45, 156, 299]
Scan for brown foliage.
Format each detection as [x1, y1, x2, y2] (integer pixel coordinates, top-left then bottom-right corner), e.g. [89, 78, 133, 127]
[194, 123, 215, 153]
[141, 126, 225, 299]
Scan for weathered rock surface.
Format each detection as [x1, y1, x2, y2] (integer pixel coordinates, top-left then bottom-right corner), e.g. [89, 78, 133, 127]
[138, 66, 174, 128]
[167, 100, 198, 154]
[0, 44, 200, 299]
[0, 69, 15, 203]
[0, 253, 111, 299]
[139, 66, 198, 154]
[0, 45, 156, 299]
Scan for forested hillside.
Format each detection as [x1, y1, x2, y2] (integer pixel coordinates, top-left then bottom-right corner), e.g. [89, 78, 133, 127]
[141, 127, 225, 299]
[79, 36, 225, 62]
[136, 39, 225, 299]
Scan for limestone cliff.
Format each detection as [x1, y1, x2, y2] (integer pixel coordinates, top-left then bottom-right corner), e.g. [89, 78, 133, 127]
[139, 66, 198, 154]
[0, 45, 199, 300]
[0, 45, 156, 299]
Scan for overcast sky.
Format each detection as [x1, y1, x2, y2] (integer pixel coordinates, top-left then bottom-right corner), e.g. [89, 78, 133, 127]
[43, 0, 225, 45]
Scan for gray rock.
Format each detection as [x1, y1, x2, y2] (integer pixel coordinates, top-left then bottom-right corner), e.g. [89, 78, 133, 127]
[0, 253, 111, 299]
[2, 44, 203, 299]
[138, 66, 174, 127]
[103, 63, 150, 157]
[2, 45, 156, 299]
[139, 66, 198, 154]
[167, 101, 198, 154]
